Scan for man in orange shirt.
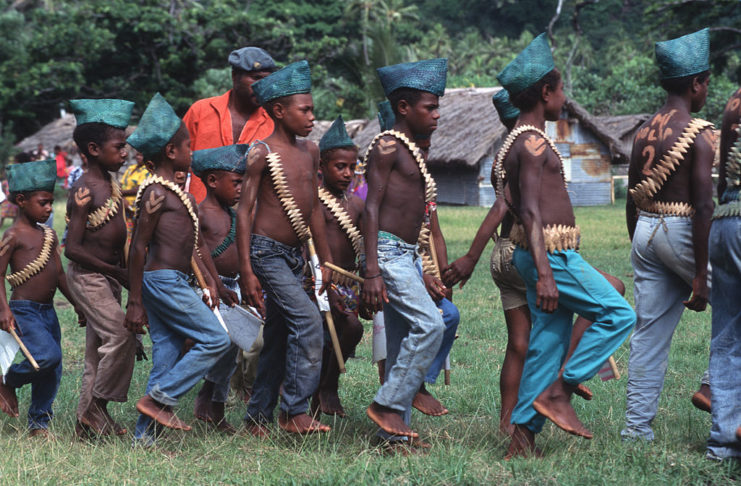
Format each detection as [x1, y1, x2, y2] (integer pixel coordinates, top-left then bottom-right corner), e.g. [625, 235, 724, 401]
[183, 46, 276, 203]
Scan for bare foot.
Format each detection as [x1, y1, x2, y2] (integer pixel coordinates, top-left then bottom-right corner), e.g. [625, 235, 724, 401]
[366, 402, 418, 438]
[691, 384, 711, 413]
[29, 428, 53, 440]
[242, 387, 253, 405]
[504, 425, 543, 460]
[409, 437, 432, 449]
[244, 421, 270, 439]
[278, 412, 331, 434]
[381, 440, 424, 456]
[574, 383, 593, 401]
[499, 420, 514, 437]
[412, 385, 448, 416]
[136, 395, 191, 431]
[532, 378, 593, 439]
[74, 421, 90, 440]
[315, 389, 347, 418]
[100, 404, 127, 435]
[210, 402, 237, 435]
[79, 403, 111, 436]
[0, 381, 19, 417]
[194, 393, 214, 423]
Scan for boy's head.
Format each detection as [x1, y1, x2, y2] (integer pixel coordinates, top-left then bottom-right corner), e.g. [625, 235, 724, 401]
[377, 58, 447, 138]
[229, 46, 276, 109]
[319, 117, 358, 192]
[492, 89, 520, 132]
[191, 144, 248, 206]
[253, 60, 314, 137]
[498, 33, 564, 121]
[655, 28, 711, 112]
[127, 93, 191, 172]
[70, 99, 134, 171]
[8, 159, 56, 223]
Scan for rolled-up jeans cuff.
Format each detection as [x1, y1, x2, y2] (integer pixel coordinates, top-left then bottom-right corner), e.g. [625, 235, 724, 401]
[149, 385, 178, 407]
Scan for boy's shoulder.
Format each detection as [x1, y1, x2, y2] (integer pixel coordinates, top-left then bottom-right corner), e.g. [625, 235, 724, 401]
[347, 193, 364, 213]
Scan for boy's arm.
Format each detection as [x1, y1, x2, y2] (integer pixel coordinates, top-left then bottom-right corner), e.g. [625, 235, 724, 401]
[194, 230, 236, 308]
[236, 144, 267, 316]
[53, 233, 86, 326]
[684, 129, 715, 312]
[626, 145, 641, 241]
[444, 197, 507, 288]
[426, 209, 450, 301]
[65, 185, 128, 286]
[0, 231, 17, 332]
[308, 143, 333, 292]
[123, 185, 164, 334]
[362, 140, 394, 313]
[518, 136, 558, 313]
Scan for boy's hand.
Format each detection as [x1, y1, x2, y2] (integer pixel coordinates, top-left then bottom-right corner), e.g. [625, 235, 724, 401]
[124, 302, 149, 335]
[203, 285, 220, 310]
[443, 255, 475, 289]
[362, 274, 388, 314]
[114, 267, 130, 289]
[74, 305, 87, 327]
[0, 307, 16, 333]
[536, 274, 559, 313]
[318, 265, 332, 295]
[218, 285, 239, 308]
[423, 274, 447, 302]
[683, 276, 709, 312]
[328, 287, 345, 313]
[239, 273, 265, 317]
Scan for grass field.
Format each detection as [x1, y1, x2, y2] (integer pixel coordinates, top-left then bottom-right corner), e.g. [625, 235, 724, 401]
[0, 200, 738, 485]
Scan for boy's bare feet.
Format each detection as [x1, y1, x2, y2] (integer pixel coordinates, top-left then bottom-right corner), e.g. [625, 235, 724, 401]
[194, 393, 214, 423]
[412, 384, 448, 416]
[29, 428, 52, 440]
[499, 420, 514, 437]
[313, 390, 347, 418]
[691, 384, 711, 413]
[381, 440, 425, 456]
[79, 402, 111, 436]
[210, 402, 237, 435]
[278, 411, 331, 434]
[532, 378, 593, 439]
[367, 402, 418, 438]
[100, 403, 127, 435]
[136, 395, 191, 431]
[0, 381, 19, 417]
[574, 383, 593, 401]
[244, 421, 271, 439]
[505, 425, 542, 460]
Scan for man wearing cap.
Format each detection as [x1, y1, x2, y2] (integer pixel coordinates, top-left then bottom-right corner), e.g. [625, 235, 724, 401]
[623, 28, 716, 441]
[183, 46, 276, 204]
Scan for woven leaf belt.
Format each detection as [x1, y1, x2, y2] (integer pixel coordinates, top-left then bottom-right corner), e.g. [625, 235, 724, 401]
[509, 224, 580, 253]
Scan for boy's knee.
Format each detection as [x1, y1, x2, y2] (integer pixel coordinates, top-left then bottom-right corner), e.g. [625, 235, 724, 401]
[38, 346, 62, 371]
[614, 303, 637, 334]
[346, 318, 364, 344]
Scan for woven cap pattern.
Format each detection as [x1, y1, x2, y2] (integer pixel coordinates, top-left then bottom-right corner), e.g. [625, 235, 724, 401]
[319, 116, 355, 152]
[492, 89, 520, 121]
[191, 144, 249, 177]
[8, 159, 57, 194]
[228, 46, 276, 72]
[655, 28, 710, 80]
[252, 60, 311, 105]
[377, 58, 448, 97]
[70, 99, 134, 129]
[377, 100, 395, 131]
[497, 33, 555, 95]
[126, 92, 182, 159]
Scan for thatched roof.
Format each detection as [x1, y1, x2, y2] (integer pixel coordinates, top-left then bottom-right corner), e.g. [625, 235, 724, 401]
[15, 113, 77, 154]
[304, 118, 368, 145]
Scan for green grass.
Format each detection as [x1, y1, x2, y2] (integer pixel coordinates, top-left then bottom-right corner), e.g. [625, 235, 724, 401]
[0, 200, 738, 485]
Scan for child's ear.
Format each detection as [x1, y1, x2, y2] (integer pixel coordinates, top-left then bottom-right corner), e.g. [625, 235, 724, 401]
[164, 141, 177, 160]
[206, 173, 218, 189]
[273, 102, 286, 120]
[397, 99, 410, 117]
[87, 141, 101, 157]
[14, 193, 26, 207]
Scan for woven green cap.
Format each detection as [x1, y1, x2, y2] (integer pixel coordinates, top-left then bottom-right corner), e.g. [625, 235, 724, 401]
[497, 33, 555, 95]
[492, 89, 520, 121]
[191, 144, 249, 178]
[127, 93, 182, 159]
[377, 100, 395, 131]
[8, 159, 57, 194]
[70, 99, 134, 129]
[252, 60, 311, 105]
[319, 116, 355, 153]
[377, 58, 448, 97]
[655, 28, 710, 80]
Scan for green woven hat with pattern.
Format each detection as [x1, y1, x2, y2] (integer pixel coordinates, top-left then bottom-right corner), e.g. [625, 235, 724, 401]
[70, 99, 134, 129]
[377, 100, 395, 131]
[319, 116, 355, 153]
[497, 33, 555, 95]
[191, 144, 249, 178]
[127, 93, 182, 159]
[252, 60, 311, 105]
[8, 159, 57, 194]
[377, 58, 448, 97]
[655, 28, 710, 80]
[492, 89, 520, 121]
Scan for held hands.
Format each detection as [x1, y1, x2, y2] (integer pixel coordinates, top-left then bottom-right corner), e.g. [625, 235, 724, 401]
[115, 267, 130, 290]
[683, 275, 709, 312]
[318, 265, 332, 295]
[239, 273, 265, 318]
[362, 273, 388, 314]
[0, 307, 16, 333]
[423, 273, 447, 302]
[535, 273, 559, 313]
[202, 285, 220, 310]
[74, 305, 87, 327]
[443, 255, 476, 289]
[124, 301, 149, 335]
[218, 284, 239, 308]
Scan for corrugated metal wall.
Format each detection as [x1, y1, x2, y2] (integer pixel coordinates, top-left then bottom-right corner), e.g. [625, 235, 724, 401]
[430, 166, 481, 206]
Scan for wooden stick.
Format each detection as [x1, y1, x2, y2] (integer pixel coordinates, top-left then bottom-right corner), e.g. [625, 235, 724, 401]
[428, 228, 441, 278]
[307, 240, 345, 373]
[444, 354, 451, 386]
[324, 262, 364, 284]
[608, 355, 620, 380]
[190, 256, 229, 334]
[9, 328, 39, 371]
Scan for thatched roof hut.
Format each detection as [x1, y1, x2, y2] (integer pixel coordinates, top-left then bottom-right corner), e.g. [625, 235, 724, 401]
[15, 113, 77, 154]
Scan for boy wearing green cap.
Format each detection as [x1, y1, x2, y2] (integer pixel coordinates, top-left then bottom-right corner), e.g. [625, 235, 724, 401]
[0, 159, 83, 436]
[236, 61, 333, 435]
[495, 33, 635, 456]
[623, 28, 716, 441]
[124, 93, 231, 445]
[190, 144, 251, 434]
[311, 116, 364, 418]
[65, 98, 138, 437]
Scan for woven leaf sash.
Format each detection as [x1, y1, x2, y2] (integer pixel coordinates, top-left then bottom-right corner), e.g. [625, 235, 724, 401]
[6, 225, 54, 289]
[133, 175, 199, 244]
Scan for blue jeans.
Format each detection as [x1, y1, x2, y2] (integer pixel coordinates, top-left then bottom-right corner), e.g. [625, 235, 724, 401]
[426, 298, 459, 384]
[245, 234, 323, 423]
[512, 247, 635, 433]
[133, 270, 230, 443]
[707, 217, 741, 460]
[374, 236, 445, 435]
[623, 213, 712, 440]
[4, 301, 62, 430]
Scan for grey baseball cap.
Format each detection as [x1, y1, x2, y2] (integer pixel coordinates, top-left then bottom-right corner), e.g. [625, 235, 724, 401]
[228, 47, 276, 72]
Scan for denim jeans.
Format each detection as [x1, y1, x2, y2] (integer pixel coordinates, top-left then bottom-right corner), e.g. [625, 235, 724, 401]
[133, 269, 230, 443]
[623, 213, 712, 440]
[4, 301, 62, 430]
[425, 298, 459, 384]
[245, 234, 323, 423]
[707, 217, 741, 460]
[512, 247, 635, 433]
[374, 236, 445, 435]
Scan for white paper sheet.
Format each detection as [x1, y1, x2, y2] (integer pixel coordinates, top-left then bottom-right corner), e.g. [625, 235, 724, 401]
[0, 330, 19, 376]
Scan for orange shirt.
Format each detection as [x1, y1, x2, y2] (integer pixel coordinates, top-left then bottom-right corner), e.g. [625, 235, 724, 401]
[182, 90, 274, 202]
